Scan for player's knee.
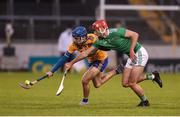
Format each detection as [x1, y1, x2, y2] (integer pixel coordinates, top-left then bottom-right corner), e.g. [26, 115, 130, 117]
[122, 83, 129, 88]
[128, 82, 136, 87]
[82, 79, 89, 85]
[94, 83, 101, 88]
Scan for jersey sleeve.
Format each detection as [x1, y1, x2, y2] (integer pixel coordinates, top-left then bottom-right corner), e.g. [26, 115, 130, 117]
[117, 27, 126, 37]
[92, 40, 110, 51]
[67, 43, 77, 54]
[92, 40, 100, 48]
[51, 51, 73, 73]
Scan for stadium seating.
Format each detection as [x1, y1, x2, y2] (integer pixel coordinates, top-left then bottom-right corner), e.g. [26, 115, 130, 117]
[0, 0, 179, 44]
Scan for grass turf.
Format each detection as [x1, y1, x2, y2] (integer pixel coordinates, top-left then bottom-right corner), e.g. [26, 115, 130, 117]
[0, 72, 180, 116]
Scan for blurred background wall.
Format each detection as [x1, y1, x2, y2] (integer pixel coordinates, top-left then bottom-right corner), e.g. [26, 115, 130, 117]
[0, 0, 180, 73]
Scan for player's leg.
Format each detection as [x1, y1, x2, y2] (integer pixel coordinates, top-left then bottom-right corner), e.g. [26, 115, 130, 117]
[92, 71, 116, 88]
[99, 69, 117, 86]
[99, 54, 126, 86]
[122, 67, 150, 107]
[96, 64, 162, 88]
[133, 47, 162, 87]
[121, 46, 150, 107]
[136, 71, 162, 88]
[92, 70, 117, 88]
[91, 58, 108, 88]
[129, 47, 162, 107]
[80, 66, 99, 105]
[91, 58, 116, 88]
[91, 68, 102, 88]
[81, 59, 108, 103]
[128, 66, 150, 107]
[93, 61, 124, 88]
[130, 47, 150, 106]
[121, 67, 131, 87]
[92, 69, 117, 88]
[135, 72, 154, 83]
[92, 56, 125, 87]
[99, 63, 124, 86]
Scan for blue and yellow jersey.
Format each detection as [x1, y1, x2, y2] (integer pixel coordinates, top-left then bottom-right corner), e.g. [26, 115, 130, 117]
[67, 33, 107, 62]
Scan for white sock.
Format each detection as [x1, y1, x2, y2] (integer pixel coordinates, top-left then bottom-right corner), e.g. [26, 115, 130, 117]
[152, 74, 155, 79]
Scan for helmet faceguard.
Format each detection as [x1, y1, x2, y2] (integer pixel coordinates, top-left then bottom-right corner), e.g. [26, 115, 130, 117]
[73, 36, 86, 45]
[72, 26, 87, 45]
[92, 20, 109, 37]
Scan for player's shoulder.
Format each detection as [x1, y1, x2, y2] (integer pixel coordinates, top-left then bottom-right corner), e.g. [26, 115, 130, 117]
[109, 27, 126, 36]
[68, 42, 77, 49]
[87, 33, 98, 43]
[109, 27, 126, 32]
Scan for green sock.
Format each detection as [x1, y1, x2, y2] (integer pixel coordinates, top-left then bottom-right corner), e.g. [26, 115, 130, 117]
[139, 95, 147, 101]
[146, 73, 154, 80]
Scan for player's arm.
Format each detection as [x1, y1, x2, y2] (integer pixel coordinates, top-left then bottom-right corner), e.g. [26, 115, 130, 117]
[46, 51, 74, 77]
[46, 43, 76, 77]
[51, 51, 73, 73]
[65, 46, 98, 71]
[125, 29, 139, 60]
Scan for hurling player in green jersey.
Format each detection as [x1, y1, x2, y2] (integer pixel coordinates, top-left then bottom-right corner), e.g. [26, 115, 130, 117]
[65, 20, 163, 107]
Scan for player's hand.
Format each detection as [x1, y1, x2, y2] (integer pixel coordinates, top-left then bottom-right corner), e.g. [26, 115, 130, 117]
[46, 71, 53, 78]
[130, 49, 137, 63]
[65, 62, 73, 71]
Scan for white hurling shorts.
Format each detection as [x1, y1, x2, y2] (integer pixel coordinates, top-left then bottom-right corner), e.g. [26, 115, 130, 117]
[125, 46, 149, 69]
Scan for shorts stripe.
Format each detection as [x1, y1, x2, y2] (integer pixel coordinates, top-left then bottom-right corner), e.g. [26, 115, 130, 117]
[138, 49, 142, 65]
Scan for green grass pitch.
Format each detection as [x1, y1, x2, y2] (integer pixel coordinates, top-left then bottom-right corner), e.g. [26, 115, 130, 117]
[0, 72, 180, 116]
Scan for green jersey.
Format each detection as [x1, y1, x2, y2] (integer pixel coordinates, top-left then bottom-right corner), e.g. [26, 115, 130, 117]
[93, 27, 141, 56]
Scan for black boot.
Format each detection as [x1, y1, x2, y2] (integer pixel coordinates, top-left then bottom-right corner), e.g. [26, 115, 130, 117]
[152, 71, 163, 88]
[137, 100, 150, 107]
